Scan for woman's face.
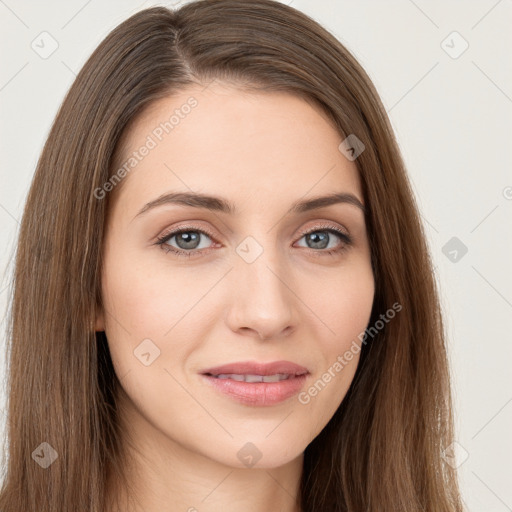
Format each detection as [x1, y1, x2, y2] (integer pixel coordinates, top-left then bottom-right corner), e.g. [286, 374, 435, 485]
[96, 81, 375, 469]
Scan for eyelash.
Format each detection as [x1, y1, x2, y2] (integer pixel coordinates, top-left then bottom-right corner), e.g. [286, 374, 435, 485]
[155, 223, 353, 259]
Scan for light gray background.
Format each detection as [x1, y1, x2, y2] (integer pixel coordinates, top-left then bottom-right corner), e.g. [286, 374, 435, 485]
[1, 1, 511, 510]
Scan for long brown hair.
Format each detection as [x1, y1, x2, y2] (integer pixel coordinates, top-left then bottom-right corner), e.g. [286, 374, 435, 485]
[0, 1, 464, 510]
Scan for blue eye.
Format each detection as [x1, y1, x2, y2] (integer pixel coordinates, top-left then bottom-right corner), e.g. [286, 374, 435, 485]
[156, 227, 216, 258]
[296, 227, 352, 254]
[155, 224, 352, 258]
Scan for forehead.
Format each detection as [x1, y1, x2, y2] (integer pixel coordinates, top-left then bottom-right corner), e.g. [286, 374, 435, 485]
[112, 82, 363, 211]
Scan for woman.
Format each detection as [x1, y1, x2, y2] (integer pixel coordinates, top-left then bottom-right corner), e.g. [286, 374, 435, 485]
[0, 1, 465, 510]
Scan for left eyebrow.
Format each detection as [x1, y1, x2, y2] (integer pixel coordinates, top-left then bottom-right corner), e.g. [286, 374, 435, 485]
[133, 191, 366, 220]
[290, 192, 365, 214]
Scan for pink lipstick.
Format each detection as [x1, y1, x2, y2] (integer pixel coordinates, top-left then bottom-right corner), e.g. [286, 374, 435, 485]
[199, 360, 309, 406]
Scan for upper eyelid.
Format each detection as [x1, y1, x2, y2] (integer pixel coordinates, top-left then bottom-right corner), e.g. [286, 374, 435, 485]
[158, 224, 217, 241]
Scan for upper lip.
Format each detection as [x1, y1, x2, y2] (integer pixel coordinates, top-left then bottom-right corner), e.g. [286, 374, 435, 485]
[200, 360, 309, 377]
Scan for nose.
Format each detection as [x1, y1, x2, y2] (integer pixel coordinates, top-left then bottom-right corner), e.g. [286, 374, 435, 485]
[225, 247, 298, 341]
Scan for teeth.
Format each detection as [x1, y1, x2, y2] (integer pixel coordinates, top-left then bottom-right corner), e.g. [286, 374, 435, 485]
[245, 374, 264, 383]
[214, 373, 291, 382]
[261, 374, 286, 383]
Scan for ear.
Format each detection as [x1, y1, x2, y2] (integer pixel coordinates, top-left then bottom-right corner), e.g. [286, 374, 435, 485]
[95, 305, 105, 332]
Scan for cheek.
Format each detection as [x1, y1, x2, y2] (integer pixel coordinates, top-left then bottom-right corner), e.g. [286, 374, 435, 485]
[297, 264, 374, 421]
[100, 249, 195, 376]
[102, 246, 197, 336]
[100, 248, 229, 398]
[309, 261, 375, 349]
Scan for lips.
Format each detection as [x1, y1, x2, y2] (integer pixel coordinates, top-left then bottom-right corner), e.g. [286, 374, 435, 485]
[199, 360, 310, 406]
[200, 360, 309, 377]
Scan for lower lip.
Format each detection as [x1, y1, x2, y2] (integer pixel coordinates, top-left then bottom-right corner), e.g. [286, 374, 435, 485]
[201, 374, 308, 406]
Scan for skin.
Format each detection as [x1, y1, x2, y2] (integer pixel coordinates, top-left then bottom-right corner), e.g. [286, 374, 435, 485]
[96, 81, 375, 512]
